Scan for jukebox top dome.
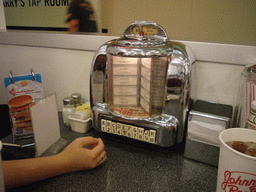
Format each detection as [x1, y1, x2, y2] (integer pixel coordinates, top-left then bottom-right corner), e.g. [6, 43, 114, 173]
[106, 21, 178, 57]
[122, 21, 168, 41]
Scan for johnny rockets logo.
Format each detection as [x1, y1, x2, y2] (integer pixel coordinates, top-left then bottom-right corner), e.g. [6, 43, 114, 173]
[9, 87, 35, 96]
[221, 170, 256, 192]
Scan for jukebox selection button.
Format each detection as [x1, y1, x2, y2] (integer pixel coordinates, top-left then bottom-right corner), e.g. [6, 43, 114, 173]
[106, 120, 111, 127]
[127, 125, 133, 138]
[144, 130, 150, 142]
[116, 123, 122, 135]
[149, 137, 155, 143]
[138, 128, 144, 140]
[127, 131, 132, 138]
[101, 119, 106, 132]
[106, 127, 111, 133]
[100, 118, 156, 144]
[132, 126, 138, 139]
[149, 130, 156, 143]
[101, 124, 106, 132]
[106, 120, 112, 133]
[150, 130, 156, 138]
[122, 124, 128, 136]
[111, 122, 117, 134]
[101, 119, 106, 125]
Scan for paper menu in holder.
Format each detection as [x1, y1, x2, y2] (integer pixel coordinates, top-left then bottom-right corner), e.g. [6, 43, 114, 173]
[109, 55, 168, 117]
[30, 93, 67, 157]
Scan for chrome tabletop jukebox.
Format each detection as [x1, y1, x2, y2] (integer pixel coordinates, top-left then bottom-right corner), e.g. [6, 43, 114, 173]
[90, 21, 195, 147]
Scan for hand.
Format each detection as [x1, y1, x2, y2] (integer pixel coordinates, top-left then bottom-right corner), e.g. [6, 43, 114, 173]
[57, 137, 107, 172]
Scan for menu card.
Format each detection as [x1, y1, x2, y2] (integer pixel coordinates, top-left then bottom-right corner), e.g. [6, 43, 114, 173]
[110, 55, 168, 118]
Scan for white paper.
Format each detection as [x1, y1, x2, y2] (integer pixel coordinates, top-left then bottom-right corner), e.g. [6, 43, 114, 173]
[30, 93, 61, 157]
[187, 120, 225, 146]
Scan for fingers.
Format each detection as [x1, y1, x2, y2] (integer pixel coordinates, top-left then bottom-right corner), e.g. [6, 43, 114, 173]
[98, 150, 107, 165]
[75, 136, 99, 148]
[92, 138, 105, 155]
[73, 137, 107, 167]
[77, 137, 106, 157]
[90, 138, 106, 165]
[99, 150, 106, 160]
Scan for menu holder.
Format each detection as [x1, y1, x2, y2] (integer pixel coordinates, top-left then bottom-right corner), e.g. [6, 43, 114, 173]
[30, 93, 67, 157]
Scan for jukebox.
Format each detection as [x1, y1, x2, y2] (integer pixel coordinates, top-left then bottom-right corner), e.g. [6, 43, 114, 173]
[90, 21, 195, 147]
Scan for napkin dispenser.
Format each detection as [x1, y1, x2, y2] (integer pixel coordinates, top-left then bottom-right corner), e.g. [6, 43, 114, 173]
[184, 100, 233, 166]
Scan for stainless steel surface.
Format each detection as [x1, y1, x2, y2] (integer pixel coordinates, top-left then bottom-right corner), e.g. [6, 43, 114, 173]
[90, 21, 195, 147]
[188, 111, 231, 128]
[184, 137, 220, 167]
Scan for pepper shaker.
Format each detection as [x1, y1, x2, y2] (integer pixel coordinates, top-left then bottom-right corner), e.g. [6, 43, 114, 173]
[62, 97, 76, 125]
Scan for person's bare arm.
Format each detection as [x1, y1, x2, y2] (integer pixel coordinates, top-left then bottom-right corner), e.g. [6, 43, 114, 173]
[3, 137, 106, 190]
[68, 19, 79, 32]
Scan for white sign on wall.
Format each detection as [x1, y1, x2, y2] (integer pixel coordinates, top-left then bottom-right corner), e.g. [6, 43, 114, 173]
[0, 0, 6, 30]
[2, 0, 101, 31]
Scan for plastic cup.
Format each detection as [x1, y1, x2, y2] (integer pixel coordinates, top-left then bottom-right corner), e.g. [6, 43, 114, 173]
[216, 128, 256, 192]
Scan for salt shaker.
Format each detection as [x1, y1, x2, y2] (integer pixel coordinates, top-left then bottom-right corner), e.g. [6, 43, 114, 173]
[62, 97, 76, 126]
[71, 93, 82, 107]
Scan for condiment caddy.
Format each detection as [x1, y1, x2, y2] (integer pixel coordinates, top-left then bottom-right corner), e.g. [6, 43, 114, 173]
[62, 93, 91, 133]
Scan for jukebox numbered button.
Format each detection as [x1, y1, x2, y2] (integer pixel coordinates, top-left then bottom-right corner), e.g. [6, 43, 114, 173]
[101, 119, 106, 132]
[101, 119, 106, 125]
[106, 120, 111, 127]
[127, 125, 133, 138]
[149, 130, 156, 143]
[116, 123, 122, 135]
[138, 127, 144, 140]
[144, 130, 150, 142]
[111, 122, 117, 134]
[122, 124, 128, 136]
[132, 126, 138, 139]
[106, 120, 112, 133]
[101, 124, 106, 132]
[150, 129, 156, 138]
[149, 137, 156, 143]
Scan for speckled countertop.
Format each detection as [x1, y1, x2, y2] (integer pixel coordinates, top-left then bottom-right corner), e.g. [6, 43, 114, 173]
[5, 113, 218, 192]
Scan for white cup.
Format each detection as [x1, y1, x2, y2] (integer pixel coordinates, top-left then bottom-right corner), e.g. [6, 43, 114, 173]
[216, 128, 256, 192]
